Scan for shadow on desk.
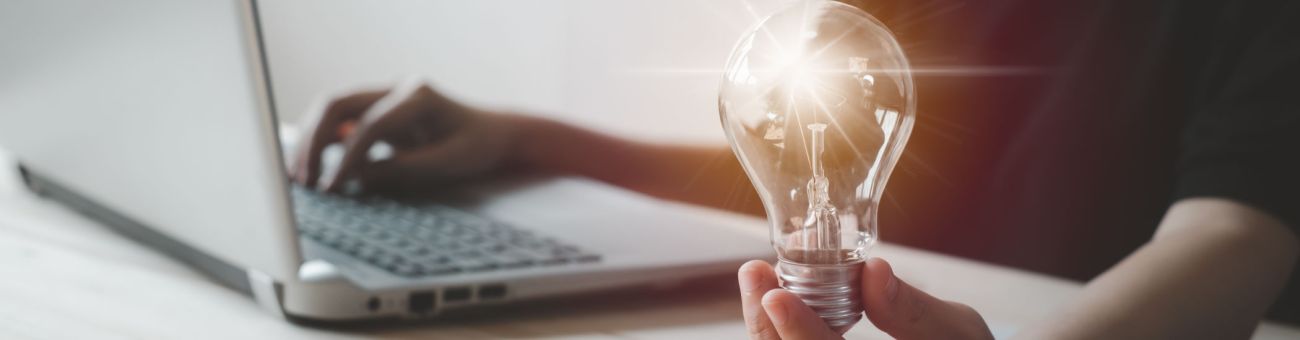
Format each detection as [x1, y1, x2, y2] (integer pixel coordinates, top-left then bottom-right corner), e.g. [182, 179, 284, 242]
[293, 273, 742, 338]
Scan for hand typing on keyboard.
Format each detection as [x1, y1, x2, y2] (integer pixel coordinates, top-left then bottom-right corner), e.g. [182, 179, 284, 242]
[290, 77, 537, 195]
[289, 77, 765, 216]
[287, 77, 618, 277]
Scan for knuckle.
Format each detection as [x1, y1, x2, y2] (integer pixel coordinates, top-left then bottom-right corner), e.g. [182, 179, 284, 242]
[320, 95, 357, 118]
[406, 80, 454, 109]
[412, 81, 435, 96]
[396, 77, 434, 98]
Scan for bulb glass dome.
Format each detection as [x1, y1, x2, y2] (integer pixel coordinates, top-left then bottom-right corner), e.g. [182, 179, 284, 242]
[719, 1, 915, 266]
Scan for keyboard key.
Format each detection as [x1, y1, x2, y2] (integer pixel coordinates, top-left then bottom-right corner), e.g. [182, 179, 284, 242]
[394, 263, 422, 277]
[426, 265, 462, 275]
[290, 185, 600, 278]
[495, 252, 537, 268]
[485, 243, 508, 253]
[460, 260, 499, 272]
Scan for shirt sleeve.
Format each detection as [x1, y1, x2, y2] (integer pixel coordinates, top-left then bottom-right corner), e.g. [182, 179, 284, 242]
[1174, 3, 1300, 232]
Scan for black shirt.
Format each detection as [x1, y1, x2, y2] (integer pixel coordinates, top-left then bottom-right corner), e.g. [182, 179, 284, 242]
[848, 0, 1300, 322]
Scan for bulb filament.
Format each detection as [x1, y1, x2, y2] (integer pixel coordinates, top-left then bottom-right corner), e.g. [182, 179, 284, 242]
[803, 123, 841, 264]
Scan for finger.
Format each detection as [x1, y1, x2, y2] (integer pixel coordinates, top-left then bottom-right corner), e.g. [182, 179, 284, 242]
[862, 258, 993, 340]
[323, 121, 388, 193]
[353, 158, 406, 194]
[738, 260, 782, 340]
[353, 145, 456, 194]
[324, 82, 433, 192]
[291, 90, 387, 187]
[292, 91, 384, 186]
[762, 289, 843, 340]
[354, 145, 448, 193]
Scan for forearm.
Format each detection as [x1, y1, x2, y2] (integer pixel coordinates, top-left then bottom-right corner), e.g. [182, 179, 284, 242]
[1017, 198, 1299, 339]
[509, 114, 764, 215]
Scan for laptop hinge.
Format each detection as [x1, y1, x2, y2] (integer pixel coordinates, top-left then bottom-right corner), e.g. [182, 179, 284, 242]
[247, 269, 285, 316]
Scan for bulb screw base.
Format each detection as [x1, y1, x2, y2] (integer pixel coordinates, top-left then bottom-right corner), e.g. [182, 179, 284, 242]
[776, 260, 864, 333]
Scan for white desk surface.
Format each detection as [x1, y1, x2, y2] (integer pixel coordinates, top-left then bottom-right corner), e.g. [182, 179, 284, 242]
[1, 150, 1297, 340]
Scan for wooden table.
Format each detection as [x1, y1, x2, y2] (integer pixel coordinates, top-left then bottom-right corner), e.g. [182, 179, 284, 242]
[2, 150, 1297, 339]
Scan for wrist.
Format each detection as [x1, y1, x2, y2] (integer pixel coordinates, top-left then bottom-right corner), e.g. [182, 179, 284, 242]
[498, 113, 563, 175]
[503, 115, 646, 181]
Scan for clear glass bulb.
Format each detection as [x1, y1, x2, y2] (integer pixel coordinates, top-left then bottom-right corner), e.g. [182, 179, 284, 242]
[718, 0, 914, 331]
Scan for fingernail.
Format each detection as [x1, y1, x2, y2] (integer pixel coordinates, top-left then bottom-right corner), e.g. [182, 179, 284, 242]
[763, 297, 789, 325]
[885, 274, 899, 303]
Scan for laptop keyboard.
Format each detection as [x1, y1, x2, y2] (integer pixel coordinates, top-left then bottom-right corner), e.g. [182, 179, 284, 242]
[290, 186, 600, 278]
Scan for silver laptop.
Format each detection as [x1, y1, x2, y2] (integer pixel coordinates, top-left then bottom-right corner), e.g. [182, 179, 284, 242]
[0, 0, 769, 322]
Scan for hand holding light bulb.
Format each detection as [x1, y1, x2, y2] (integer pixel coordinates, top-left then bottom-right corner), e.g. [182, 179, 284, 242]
[738, 258, 994, 340]
[720, 0, 914, 333]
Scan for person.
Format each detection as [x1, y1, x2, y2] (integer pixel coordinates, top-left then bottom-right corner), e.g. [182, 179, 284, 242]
[291, 0, 1300, 338]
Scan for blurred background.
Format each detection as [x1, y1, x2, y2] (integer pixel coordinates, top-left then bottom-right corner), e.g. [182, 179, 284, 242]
[260, 0, 791, 145]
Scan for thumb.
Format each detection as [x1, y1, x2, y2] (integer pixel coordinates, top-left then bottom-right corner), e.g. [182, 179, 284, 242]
[862, 258, 993, 340]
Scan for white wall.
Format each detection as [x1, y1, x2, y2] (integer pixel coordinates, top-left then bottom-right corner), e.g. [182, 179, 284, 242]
[259, 0, 791, 145]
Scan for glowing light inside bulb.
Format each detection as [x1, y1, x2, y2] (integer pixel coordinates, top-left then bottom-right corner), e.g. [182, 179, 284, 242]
[732, 9, 898, 265]
[718, 1, 920, 330]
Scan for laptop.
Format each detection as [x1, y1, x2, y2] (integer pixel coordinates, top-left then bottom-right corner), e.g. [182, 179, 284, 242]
[0, 0, 770, 322]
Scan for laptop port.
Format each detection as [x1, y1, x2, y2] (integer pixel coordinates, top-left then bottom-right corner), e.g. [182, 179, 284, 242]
[408, 291, 436, 314]
[17, 164, 42, 196]
[478, 284, 507, 300]
[444, 286, 471, 303]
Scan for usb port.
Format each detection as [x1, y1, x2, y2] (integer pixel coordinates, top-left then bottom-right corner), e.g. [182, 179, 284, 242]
[444, 286, 471, 303]
[478, 284, 507, 300]
[408, 291, 436, 314]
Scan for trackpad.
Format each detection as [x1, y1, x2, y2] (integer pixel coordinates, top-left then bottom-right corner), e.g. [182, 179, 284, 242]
[464, 178, 770, 267]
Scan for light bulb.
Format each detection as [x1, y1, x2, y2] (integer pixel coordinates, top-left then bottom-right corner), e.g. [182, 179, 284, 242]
[718, 0, 914, 331]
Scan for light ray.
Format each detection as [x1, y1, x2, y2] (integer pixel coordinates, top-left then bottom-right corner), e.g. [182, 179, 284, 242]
[800, 74, 870, 171]
[697, 0, 756, 36]
[679, 148, 733, 193]
[801, 15, 862, 65]
[888, 0, 967, 33]
[812, 104, 875, 198]
[882, 189, 913, 224]
[911, 117, 967, 145]
[620, 66, 1043, 76]
[739, 0, 792, 68]
[898, 151, 953, 187]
